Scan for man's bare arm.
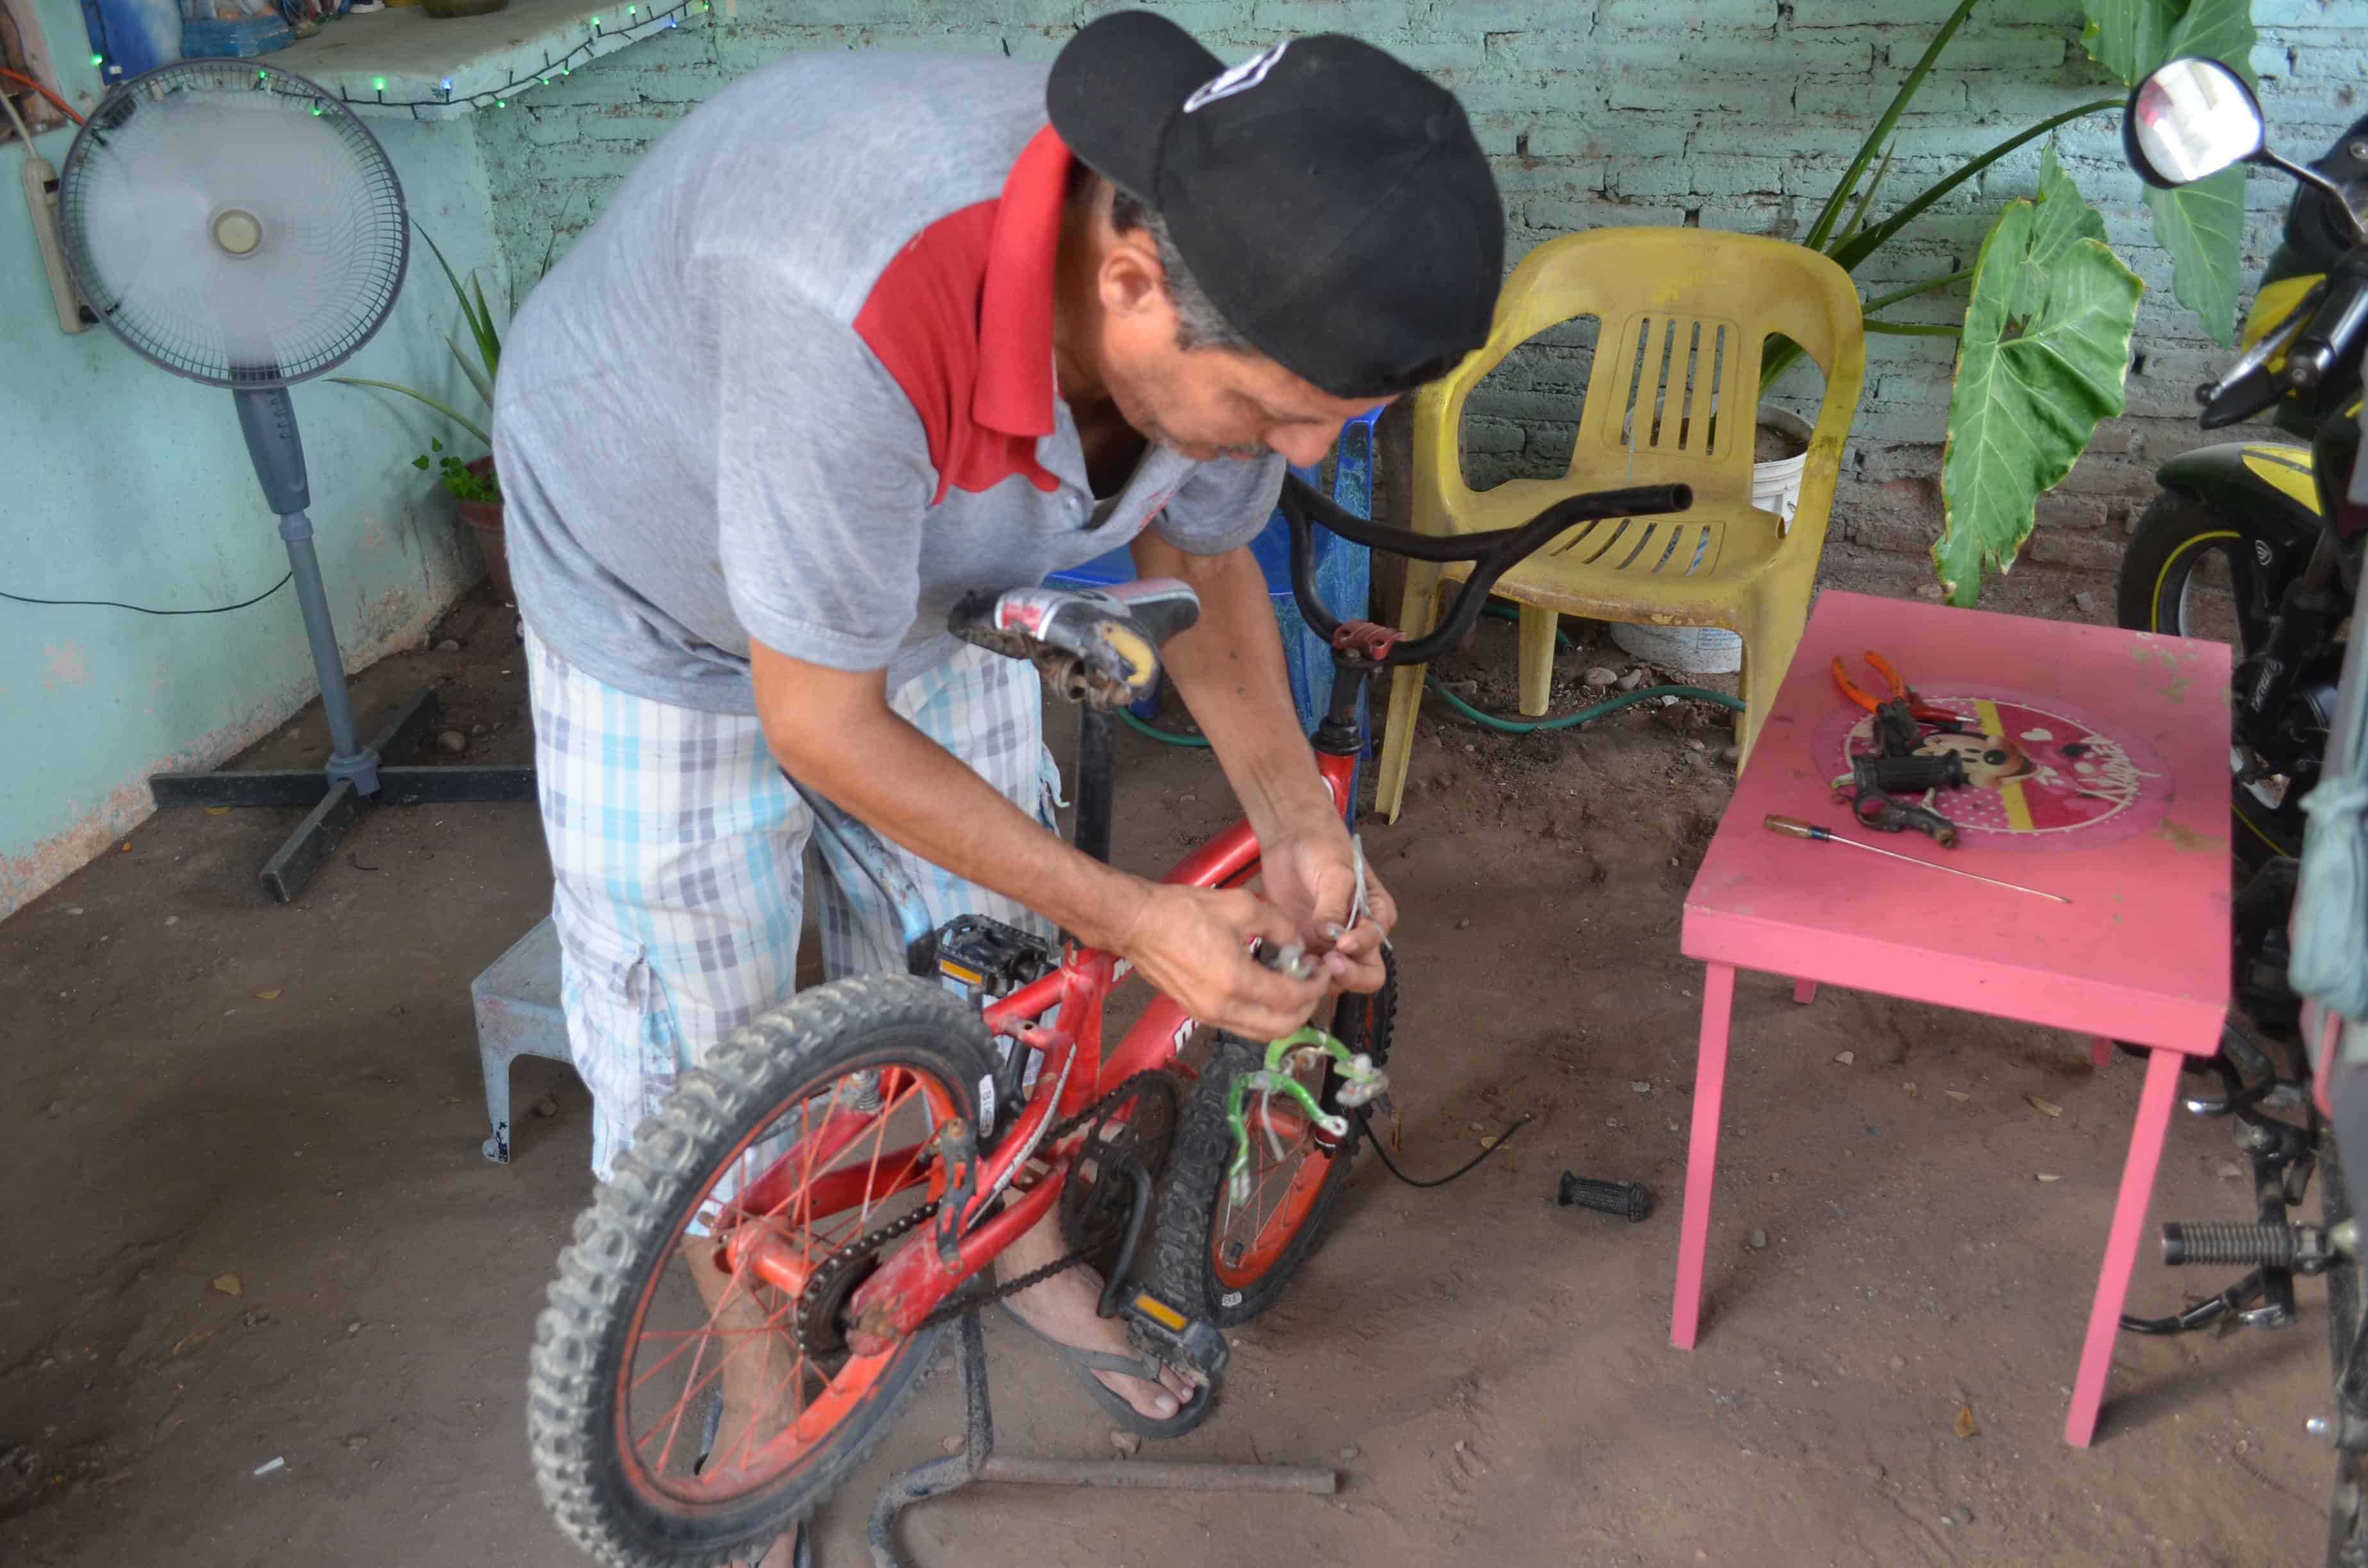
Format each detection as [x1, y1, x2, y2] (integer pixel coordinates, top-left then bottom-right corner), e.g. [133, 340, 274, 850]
[749, 639, 1326, 1038]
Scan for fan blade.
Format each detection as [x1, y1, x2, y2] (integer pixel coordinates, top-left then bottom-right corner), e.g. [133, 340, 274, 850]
[62, 70, 404, 384]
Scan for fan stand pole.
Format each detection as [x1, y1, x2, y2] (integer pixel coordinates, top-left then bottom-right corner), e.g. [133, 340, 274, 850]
[147, 388, 536, 902]
[281, 507, 376, 790]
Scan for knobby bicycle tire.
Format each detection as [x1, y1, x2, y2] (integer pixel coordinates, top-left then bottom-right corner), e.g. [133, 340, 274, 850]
[528, 976, 998, 1568]
[1155, 954, 1397, 1327]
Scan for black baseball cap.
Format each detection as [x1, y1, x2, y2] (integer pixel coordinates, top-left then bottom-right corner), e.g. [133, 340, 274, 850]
[1047, 11, 1504, 400]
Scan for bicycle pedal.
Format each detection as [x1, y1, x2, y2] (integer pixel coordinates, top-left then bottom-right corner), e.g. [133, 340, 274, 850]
[1115, 1287, 1229, 1388]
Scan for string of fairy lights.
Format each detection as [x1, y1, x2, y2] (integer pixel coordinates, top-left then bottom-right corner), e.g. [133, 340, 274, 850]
[85, 1, 714, 118]
[341, 0, 714, 115]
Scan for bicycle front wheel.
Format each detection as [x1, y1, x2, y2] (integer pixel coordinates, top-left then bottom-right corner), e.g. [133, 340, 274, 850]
[1154, 954, 1396, 1327]
[528, 976, 998, 1568]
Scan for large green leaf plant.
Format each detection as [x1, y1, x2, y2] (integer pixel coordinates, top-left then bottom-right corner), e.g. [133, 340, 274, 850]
[1773, 0, 2257, 605]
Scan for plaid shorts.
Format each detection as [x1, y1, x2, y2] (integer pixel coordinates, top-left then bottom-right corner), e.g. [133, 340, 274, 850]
[525, 627, 1058, 1181]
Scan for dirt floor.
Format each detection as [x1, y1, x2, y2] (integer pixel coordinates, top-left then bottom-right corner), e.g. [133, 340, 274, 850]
[0, 564, 2334, 1568]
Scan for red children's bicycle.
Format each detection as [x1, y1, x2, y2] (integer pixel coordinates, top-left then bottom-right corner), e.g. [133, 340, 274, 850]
[527, 474, 1689, 1567]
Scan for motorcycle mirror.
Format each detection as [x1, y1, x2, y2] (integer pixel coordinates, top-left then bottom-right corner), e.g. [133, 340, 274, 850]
[2123, 56, 2265, 188]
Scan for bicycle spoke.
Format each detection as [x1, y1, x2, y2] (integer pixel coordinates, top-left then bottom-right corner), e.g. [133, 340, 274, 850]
[591, 1022, 974, 1521]
[852, 1079, 925, 1229]
[626, 1068, 935, 1485]
[633, 1286, 799, 1464]
[719, 1311, 784, 1476]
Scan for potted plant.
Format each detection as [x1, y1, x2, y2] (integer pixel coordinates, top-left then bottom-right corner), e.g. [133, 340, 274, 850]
[1765, 0, 2257, 605]
[333, 224, 557, 603]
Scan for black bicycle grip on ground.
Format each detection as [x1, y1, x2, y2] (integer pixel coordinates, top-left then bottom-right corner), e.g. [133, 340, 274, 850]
[1558, 1172, 1652, 1222]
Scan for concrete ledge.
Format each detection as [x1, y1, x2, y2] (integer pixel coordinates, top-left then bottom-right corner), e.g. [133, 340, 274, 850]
[272, 0, 713, 119]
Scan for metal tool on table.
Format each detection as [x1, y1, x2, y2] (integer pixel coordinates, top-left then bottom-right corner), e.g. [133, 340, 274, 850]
[1764, 815, 2071, 903]
[1831, 649, 1973, 845]
[1832, 649, 1964, 737]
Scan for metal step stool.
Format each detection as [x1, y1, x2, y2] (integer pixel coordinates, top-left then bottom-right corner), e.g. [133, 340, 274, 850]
[471, 915, 574, 1163]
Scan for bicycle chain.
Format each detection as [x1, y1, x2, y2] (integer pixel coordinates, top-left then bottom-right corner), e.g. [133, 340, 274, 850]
[791, 1070, 1172, 1353]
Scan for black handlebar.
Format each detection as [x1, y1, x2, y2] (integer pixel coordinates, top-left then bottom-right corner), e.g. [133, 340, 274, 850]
[1277, 473, 1693, 667]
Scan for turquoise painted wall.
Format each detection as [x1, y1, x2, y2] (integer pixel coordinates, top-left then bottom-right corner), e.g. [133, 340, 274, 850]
[6, 0, 2361, 913]
[472, 0, 2366, 577]
[1, 0, 508, 915]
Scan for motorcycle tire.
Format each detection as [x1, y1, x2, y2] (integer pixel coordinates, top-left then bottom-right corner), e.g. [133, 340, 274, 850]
[2116, 487, 2306, 863]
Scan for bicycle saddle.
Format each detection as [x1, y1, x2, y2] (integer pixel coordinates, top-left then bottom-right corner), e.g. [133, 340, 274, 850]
[948, 578, 1201, 710]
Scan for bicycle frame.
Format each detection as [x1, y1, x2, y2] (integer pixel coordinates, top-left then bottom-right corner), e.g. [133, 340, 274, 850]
[780, 471, 1690, 1352]
[777, 732, 1363, 1353]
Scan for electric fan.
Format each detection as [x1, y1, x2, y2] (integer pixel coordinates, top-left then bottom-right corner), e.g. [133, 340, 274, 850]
[56, 61, 532, 902]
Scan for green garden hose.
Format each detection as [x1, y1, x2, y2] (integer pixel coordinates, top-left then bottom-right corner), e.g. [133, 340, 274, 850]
[1115, 597, 1748, 745]
[1426, 674, 1744, 735]
[1119, 709, 1211, 748]
[1121, 677, 1740, 743]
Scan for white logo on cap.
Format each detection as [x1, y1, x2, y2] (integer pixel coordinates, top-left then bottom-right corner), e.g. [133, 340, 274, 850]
[1182, 42, 1288, 113]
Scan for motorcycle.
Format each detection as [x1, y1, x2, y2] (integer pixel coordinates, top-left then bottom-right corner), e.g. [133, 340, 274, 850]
[2116, 56, 2368, 1567]
[2117, 94, 2367, 876]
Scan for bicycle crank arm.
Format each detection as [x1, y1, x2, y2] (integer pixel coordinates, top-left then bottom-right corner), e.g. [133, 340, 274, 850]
[843, 1157, 1067, 1355]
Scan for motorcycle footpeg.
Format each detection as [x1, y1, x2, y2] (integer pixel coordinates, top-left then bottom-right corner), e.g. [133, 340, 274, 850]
[1115, 1286, 1229, 1388]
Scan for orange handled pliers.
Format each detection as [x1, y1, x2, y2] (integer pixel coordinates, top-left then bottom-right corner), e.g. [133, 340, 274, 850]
[1830, 651, 1961, 728]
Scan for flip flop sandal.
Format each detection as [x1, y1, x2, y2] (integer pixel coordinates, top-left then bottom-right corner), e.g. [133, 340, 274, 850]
[994, 1302, 1213, 1439]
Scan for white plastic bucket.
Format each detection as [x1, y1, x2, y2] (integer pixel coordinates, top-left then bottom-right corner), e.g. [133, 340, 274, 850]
[1609, 620, 1743, 673]
[1606, 407, 1811, 675]
[1751, 406, 1814, 530]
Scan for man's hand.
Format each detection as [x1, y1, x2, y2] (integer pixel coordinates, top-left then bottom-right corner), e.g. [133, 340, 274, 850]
[1114, 883, 1332, 1041]
[1125, 530, 1397, 1003]
[1258, 817, 1397, 995]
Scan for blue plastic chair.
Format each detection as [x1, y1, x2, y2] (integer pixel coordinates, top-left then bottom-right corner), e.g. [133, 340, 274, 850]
[1046, 409, 1381, 740]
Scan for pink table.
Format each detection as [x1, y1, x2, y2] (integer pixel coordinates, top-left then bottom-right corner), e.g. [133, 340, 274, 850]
[1673, 590, 2232, 1446]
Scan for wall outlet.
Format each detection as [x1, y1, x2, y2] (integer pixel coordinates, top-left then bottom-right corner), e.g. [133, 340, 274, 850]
[20, 153, 88, 334]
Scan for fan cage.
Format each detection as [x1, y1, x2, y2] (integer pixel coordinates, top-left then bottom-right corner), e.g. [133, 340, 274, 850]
[56, 60, 409, 389]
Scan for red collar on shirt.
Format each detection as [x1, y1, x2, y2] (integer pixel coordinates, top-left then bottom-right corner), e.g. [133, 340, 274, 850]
[853, 126, 1072, 506]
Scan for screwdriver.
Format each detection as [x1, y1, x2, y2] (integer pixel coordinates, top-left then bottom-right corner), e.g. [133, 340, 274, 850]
[1764, 815, 2071, 903]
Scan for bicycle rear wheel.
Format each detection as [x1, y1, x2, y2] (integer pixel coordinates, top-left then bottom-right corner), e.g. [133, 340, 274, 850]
[1154, 955, 1396, 1327]
[529, 976, 998, 1568]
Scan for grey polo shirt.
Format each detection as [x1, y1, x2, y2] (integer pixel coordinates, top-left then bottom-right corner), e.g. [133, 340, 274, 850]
[492, 51, 1283, 715]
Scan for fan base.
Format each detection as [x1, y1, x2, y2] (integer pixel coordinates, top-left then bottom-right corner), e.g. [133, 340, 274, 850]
[150, 684, 534, 902]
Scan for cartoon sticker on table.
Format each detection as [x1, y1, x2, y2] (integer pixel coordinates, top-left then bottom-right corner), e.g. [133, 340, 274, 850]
[1810, 689, 2173, 853]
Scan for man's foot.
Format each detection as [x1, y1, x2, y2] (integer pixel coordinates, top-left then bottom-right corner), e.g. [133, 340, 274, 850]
[996, 1223, 1193, 1423]
[683, 1252, 807, 1477]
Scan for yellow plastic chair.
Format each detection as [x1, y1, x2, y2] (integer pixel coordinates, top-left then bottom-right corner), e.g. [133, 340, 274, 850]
[1372, 227, 1866, 822]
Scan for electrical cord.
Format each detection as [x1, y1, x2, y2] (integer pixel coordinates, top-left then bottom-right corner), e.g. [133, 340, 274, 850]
[1357, 1109, 1531, 1189]
[0, 66, 37, 149]
[3, 572, 294, 616]
[0, 67, 83, 126]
